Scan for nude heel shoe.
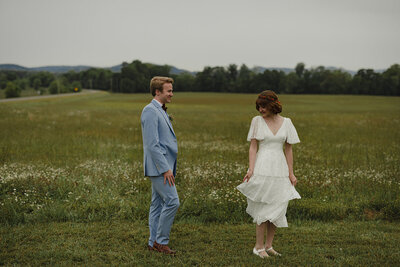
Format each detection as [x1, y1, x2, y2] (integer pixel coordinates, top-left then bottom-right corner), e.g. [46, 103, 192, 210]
[266, 247, 281, 256]
[253, 247, 269, 258]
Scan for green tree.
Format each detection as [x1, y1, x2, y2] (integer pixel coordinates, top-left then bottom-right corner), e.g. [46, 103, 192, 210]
[382, 64, 400, 96]
[71, 81, 82, 92]
[120, 60, 149, 93]
[295, 62, 305, 77]
[227, 64, 238, 92]
[320, 70, 352, 94]
[351, 69, 382, 95]
[33, 78, 41, 90]
[237, 64, 253, 93]
[16, 78, 28, 91]
[29, 72, 54, 88]
[284, 72, 300, 93]
[0, 73, 7, 89]
[174, 72, 195, 92]
[4, 81, 20, 98]
[49, 80, 59, 94]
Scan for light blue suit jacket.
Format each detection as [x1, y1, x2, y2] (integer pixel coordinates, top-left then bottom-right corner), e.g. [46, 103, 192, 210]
[141, 99, 178, 177]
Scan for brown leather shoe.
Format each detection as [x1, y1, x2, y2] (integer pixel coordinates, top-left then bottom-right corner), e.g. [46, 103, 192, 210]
[147, 244, 157, 251]
[153, 241, 176, 255]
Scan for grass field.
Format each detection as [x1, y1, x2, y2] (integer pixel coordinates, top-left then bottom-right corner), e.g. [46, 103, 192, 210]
[1, 92, 399, 265]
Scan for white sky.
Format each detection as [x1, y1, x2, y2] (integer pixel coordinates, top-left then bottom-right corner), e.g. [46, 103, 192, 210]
[0, 0, 399, 71]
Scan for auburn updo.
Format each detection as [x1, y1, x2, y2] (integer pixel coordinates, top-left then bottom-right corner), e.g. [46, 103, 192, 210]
[255, 90, 282, 114]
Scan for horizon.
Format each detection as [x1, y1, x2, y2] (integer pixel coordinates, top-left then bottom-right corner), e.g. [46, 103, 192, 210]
[1, 0, 399, 72]
[0, 61, 394, 73]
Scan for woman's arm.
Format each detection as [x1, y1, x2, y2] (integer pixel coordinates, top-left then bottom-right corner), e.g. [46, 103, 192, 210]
[284, 142, 297, 186]
[243, 139, 258, 182]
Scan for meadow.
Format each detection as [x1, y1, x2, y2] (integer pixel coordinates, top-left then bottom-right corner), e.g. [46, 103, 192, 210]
[1, 92, 399, 265]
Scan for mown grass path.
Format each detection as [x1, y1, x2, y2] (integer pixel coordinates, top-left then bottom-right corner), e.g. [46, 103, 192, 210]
[0, 89, 102, 103]
[1, 220, 399, 266]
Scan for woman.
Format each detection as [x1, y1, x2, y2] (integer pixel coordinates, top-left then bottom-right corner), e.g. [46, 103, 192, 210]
[237, 90, 301, 259]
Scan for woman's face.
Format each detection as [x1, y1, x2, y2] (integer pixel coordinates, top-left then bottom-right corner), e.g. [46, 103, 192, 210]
[258, 105, 272, 117]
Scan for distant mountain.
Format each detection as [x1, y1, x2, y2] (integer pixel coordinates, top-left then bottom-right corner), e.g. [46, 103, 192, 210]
[169, 66, 196, 75]
[31, 65, 93, 73]
[0, 64, 29, 71]
[0, 64, 93, 73]
[0, 63, 382, 76]
[109, 64, 122, 72]
[0, 63, 194, 75]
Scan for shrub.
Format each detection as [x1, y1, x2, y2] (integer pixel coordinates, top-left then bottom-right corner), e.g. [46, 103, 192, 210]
[4, 81, 20, 98]
[71, 81, 82, 92]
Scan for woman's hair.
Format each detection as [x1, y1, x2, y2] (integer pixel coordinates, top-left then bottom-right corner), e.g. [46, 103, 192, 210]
[150, 76, 174, 96]
[255, 90, 282, 114]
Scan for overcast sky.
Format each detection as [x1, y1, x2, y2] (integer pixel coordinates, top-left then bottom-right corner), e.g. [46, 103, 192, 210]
[1, 0, 399, 71]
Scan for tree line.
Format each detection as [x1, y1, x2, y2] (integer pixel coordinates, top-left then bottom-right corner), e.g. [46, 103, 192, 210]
[1, 60, 399, 98]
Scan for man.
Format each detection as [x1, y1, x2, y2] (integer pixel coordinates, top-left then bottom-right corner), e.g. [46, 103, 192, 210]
[141, 76, 179, 255]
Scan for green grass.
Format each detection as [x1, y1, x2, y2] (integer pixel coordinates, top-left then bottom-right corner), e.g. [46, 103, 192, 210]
[0, 92, 400, 265]
[1, 220, 400, 266]
[1, 92, 399, 224]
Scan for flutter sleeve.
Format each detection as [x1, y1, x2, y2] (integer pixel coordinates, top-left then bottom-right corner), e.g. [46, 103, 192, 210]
[286, 118, 300, 144]
[247, 116, 265, 141]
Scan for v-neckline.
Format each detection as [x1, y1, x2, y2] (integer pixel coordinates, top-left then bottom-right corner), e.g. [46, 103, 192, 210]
[262, 116, 285, 136]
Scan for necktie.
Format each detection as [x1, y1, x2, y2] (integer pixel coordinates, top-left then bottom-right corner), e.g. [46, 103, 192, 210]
[162, 104, 167, 112]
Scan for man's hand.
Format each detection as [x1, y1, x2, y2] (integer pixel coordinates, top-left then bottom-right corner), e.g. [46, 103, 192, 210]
[163, 170, 175, 187]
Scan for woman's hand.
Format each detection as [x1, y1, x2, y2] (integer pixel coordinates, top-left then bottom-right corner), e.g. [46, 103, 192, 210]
[289, 173, 297, 186]
[243, 169, 253, 182]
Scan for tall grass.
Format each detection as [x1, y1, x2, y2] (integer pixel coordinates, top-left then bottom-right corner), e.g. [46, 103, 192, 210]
[1, 92, 399, 225]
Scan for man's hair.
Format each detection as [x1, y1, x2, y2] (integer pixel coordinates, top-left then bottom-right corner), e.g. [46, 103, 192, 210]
[150, 76, 174, 96]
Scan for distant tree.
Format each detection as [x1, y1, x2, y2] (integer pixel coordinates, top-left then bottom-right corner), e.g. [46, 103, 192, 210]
[16, 78, 29, 91]
[111, 73, 121, 92]
[5, 72, 18, 81]
[120, 60, 149, 93]
[351, 69, 382, 95]
[0, 73, 7, 89]
[295, 62, 305, 77]
[195, 66, 213, 91]
[63, 70, 80, 84]
[71, 81, 82, 92]
[4, 81, 20, 98]
[253, 70, 286, 93]
[227, 64, 238, 92]
[33, 78, 41, 89]
[120, 78, 136, 93]
[194, 66, 229, 92]
[29, 72, 54, 87]
[174, 72, 195, 92]
[320, 70, 352, 94]
[382, 64, 400, 96]
[49, 80, 59, 94]
[284, 72, 300, 93]
[148, 64, 171, 78]
[213, 67, 229, 92]
[237, 64, 253, 93]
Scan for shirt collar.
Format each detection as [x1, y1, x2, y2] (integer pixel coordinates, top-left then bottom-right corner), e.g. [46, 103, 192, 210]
[153, 98, 163, 107]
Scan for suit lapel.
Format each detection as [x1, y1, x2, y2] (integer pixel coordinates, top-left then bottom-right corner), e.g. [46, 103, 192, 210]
[151, 100, 176, 137]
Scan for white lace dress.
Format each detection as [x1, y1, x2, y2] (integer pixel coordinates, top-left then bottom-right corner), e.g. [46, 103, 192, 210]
[236, 116, 301, 227]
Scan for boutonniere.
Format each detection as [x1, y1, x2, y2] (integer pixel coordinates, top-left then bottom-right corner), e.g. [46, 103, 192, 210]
[168, 114, 174, 122]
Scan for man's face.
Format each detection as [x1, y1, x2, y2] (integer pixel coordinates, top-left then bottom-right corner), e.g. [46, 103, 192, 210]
[157, 83, 173, 104]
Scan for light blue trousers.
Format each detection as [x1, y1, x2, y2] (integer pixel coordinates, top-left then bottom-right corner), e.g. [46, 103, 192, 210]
[148, 175, 180, 246]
